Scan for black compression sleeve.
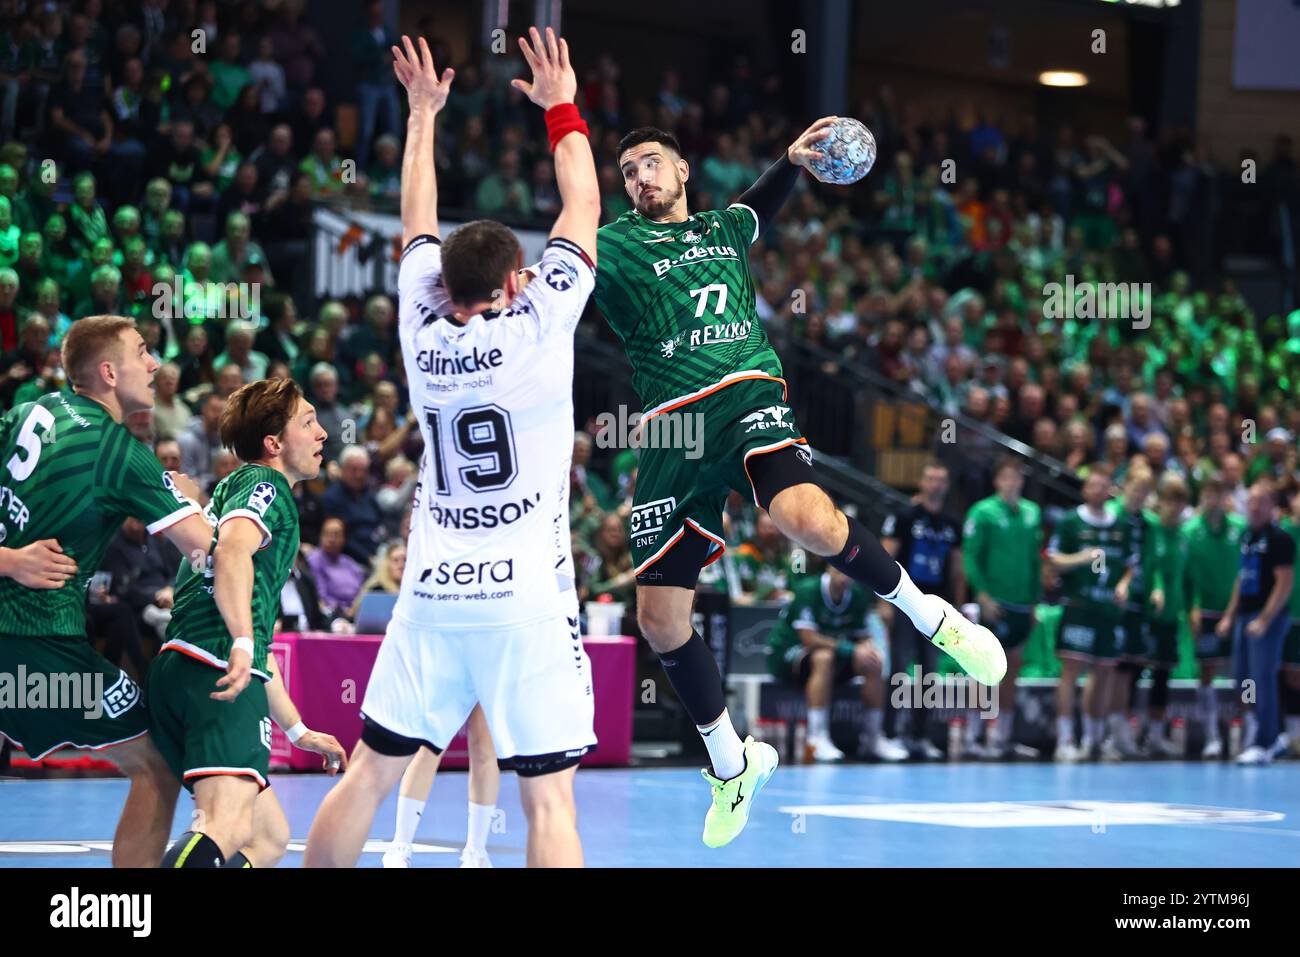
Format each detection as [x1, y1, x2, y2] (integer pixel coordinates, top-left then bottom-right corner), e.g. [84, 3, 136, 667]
[734, 155, 802, 237]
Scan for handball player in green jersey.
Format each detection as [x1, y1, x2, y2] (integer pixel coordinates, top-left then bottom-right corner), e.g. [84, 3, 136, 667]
[0, 315, 216, 866]
[153, 378, 346, 867]
[593, 125, 1006, 846]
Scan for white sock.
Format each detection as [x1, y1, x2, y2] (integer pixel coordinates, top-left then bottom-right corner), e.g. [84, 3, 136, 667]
[1244, 712, 1259, 749]
[880, 564, 944, 637]
[393, 796, 425, 846]
[1056, 715, 1075, 746]
[1200, 685, 1220, 740]
[466, 801, 493, 855]
[1083, 716, 1103, 747]
[699, 708, 746, 780]
[1148, 718, 1166, 741]
[808, 706, 829, 740]
[861, 708, 883, 744]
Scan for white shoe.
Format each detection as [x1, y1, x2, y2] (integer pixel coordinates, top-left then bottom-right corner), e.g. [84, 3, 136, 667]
[1054, 742, 1084, 763]
[1236, 745, 1272, 766]
[459, 847, 493, 868]
[929, 599, 1008, 686]
[915, 739, 944, 761]
[1266, 734, 1292, 762]
[1146, 735, 1181, 759]
[1099, 738, 1126, 762]
[1201, 737, 1223, 759]
[808, 734, 845, 762]
[382, 842, 412, 868]
[865, 736, 909, 762]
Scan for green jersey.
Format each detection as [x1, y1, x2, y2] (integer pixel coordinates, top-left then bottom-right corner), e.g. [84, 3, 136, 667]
[1105, 498, 1157, 606]
[1150, 519, 1187, 624]
[733, 540, 796, 600]
[1048, 504, 1128, 611]
[594, 205, 783, 414]
[962, 495, 1042, 608]
[163, 464, 298, 680]
[0, 391, 198, 637]
[1281, 518, 1300, 619]
[1182, 512, 1246, 614]
[768, 573, 872, 662]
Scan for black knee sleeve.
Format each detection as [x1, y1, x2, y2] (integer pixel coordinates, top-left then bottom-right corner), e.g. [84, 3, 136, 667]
[1149, 669, 1171, 710]
[162, 831, 225, 868]
[657, 630, 726, 727]
[827, 515, 901, 596]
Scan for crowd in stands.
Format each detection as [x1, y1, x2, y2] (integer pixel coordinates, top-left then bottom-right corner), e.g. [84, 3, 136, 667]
[1, 0, 1298, 709]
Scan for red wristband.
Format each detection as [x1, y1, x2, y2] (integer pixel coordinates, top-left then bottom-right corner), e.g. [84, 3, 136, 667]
[545, 102, 588, 152]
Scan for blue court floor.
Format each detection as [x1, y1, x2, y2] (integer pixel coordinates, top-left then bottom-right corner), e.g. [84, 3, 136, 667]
[2, 762, 1298, 867]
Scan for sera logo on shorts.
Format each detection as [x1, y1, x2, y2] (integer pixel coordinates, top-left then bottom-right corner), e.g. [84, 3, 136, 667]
[630, 497, 677, 538]
[247, 482, 277, 517]
[741, 405, 791, 433]
[544, 260, 578, 291]
[101, 670, 141, 719]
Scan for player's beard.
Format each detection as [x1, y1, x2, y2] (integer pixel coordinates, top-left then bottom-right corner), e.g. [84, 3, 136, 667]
[635, 175, 684, 219]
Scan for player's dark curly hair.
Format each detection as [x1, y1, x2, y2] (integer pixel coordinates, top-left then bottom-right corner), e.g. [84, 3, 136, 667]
[616, 127, 683, 163]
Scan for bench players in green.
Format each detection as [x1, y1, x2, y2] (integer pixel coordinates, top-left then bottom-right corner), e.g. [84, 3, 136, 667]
[595, 125, 1005, 846]
[0, 315, 215, 867]
[767, 566, 907, 762]
[152, 377, 345, 867]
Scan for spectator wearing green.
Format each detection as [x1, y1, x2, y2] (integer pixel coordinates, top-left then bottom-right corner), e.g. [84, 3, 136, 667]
[200, 123, 243, 194]
[962, 455, 1042, 757]
[583, 513, 637, 610]
[33, 277, 71, 348]
[208, 34, 251, 112]
[475, 150, 533, 217]
[211, 212, 273, 286]
[0, 195, 18, 268]
[14, 232, 43, 310]
[71, 263, 123, 321]
[1245, 428, 1294, 486]
[66, 237, 114, 309]
[767, 567, 905, 762]
[299, 128, 345, 196]
[67, 172, 108, 254]
[733, 512, 796, 603]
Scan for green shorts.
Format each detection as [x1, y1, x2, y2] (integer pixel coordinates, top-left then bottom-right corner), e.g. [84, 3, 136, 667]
[987, 602, 1034, 651]
[0, 634, 149, 760]
[1194, 612, 1232, 661]
[630, 377, 807, 580]
[1285, 623, 1300, 670]
[1137, 620, 1180, 667]
[1056, 604, 1120, 661]
[1116, 609, 1148, 660]
[146, 649, 271, 793]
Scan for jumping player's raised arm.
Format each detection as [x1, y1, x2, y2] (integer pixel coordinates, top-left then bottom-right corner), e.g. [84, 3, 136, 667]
[391, 35, 455, 248]
[729, 116, 838, 240]
[513, 26, 599, 263]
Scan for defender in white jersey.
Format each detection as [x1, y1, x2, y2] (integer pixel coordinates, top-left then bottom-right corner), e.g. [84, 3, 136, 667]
[305, 27, 600, 868]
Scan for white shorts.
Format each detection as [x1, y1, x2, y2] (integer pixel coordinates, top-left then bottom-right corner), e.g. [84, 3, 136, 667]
[360, 613, 596, 769]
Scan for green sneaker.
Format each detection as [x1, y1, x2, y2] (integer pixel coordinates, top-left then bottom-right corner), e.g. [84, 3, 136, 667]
[929, 599, 1007, 686]
[701, 736, 779, 848]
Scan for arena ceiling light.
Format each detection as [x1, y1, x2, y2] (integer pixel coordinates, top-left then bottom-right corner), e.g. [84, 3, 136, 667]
[1038, 71, 1089, 87]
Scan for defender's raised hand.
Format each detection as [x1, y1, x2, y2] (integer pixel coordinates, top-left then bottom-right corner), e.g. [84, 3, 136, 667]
[511, 26, 576, 110]
[391, 35, 454, 115]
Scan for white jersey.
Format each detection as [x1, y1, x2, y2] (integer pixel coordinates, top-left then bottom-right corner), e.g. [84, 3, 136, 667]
[393, 233, 595, 629]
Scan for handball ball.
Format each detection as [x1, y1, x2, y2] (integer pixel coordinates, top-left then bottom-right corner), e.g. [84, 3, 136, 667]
[808, 117, 877, 185]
